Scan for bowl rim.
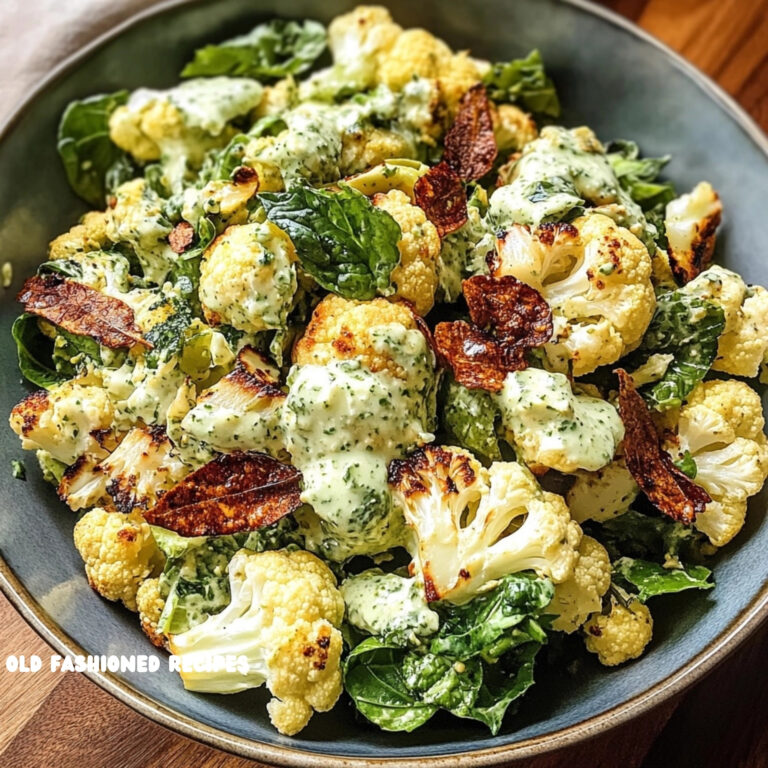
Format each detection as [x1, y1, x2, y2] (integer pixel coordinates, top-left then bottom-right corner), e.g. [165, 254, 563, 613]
[1, 0, 768, 765]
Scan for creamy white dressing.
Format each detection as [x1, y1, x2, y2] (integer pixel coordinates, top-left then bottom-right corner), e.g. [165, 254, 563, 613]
[341, 569, 439, 642]
[495, 368, 624, 472]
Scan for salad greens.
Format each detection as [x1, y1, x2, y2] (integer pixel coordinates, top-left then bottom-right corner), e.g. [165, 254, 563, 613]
[261, 185, 402, 300]
[612, 556, 713, 603]
[57, 90, 132, 207]
[181, 19, 326, 80]
[440, 377, 502, 461]
[483, 49, 560, 117]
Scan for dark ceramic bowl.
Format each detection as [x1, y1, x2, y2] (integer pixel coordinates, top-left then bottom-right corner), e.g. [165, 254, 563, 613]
[1, 1, 767, 765]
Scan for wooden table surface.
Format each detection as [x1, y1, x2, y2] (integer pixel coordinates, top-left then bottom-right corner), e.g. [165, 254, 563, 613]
[2, 0, 768, 766]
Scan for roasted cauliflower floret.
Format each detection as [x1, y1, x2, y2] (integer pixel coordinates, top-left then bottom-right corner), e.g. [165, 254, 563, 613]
[10, 382, 114, 465]
[680, 265, 768, 378]
[389, 446, 582, 604]
[168, 548, 345, 736]
[58, 425, 189, 513]
[494, 368, 624, 473]
[491, 103, 538, 153]
[549, 536, 612, 633]
[326, 5, 402, 90]
[493, 214, 655, 375]
[663, 379, 768, 547]
[73, 507, 164, 611]
[181, 347, 286, 456]
[109, 77, 263, 164]
[583, 597, 653, 666]
[293, 294, 429, 381]
[566, 459, 639, 524]
[665, 182, 722, 284]
[200, 221, 297, 334]
[136, 577, 167, 648]
[339, 126, 416, 177]
[47, 211, 109, 261]
[372, 189, 440, 315]
[105, 179, 174, 285]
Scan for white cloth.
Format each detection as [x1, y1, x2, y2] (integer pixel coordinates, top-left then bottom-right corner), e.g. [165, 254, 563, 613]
[1, 0, 160, 120]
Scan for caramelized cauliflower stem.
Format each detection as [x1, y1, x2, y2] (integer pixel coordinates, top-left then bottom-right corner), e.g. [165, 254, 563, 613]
[167, 549, 345, 736]
[389, 446, 582, 604]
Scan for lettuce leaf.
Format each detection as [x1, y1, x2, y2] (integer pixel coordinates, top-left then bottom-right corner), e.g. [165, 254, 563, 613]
[260, 185, 401, 299]
[612, 556, 713, 602]
[626, 290, 725, 410]
[607, 139, 676, 211]
[12, 314, 67, 389]
[482, 49, 560, 117]
[440, 377, 502, 461]
[181, 19, 326, 80]
[57, 91, 131, 207]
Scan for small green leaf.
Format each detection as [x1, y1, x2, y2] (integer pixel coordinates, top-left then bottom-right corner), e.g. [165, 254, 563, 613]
[57, 91, 132, 207]
[674, 450, 698, 479]
[626, 290, 725, 410]
[11, 460, 26, 481]
[612, 556, 713, 602]
[12, 314, 67, 389]
[260, 184, 402, 299]
[482, 50, 560, 117]
[181, 19, 326, 80]
[440, 377, 501, 461]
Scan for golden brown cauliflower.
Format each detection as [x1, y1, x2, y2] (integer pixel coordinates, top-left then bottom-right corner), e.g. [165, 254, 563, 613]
[48, 211, 110, 261]
[583, 597, 653, 666]
[73, 508, 164, 611]
[293, 294, 425, 380]
[372, 189, 440, 315]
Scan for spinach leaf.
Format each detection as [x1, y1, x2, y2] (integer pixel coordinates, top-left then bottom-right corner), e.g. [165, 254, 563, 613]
[482, 49, 560, 117]
[467, 642, 540, 732]
[144, 298, 195, 368]
[181, 19, 326, 80]
[402, 652, 482, 717]
[607, 139, 676, 212]
[588, 509, 709, 564]
[674, 450, 698, 479]
[612, 556, 713, 602]
[57, 91, 131, 207]
[343, 638, 439, 732]
[37, 260, 83, 279]
[51, 328, 102, 377]
[12, 314, 67, 389]
[260, 184, 402, 300]
[440, 376, 502, 461]
[626, 290, 725, 410]
[431, 572, 554, 659]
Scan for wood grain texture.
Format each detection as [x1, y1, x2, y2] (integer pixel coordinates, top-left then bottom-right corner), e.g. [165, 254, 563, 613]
[1, 1, 768, 766]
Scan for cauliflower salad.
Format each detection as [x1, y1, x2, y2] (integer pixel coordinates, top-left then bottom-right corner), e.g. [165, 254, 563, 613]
[9, 6, 768, 738]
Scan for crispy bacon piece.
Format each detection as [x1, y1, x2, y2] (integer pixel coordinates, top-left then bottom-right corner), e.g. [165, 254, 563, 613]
[616, 369, 710, 524]
[435, 275, 553, 392]
[144, 451, 302, 536]
[413, 161, 468, 237]
[168, 221, 195, 254]
[17, 274, 148, 349]
[443, 84, 498, 181]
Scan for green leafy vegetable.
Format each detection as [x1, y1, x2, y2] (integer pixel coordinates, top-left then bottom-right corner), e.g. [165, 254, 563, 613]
[612, 556, 713, 602]
[626, 290, 725, 410]
[57, 91, 131, 207]
[12, 314, 66, 389]
[588, 509, 709, 565]
[144, 298, 195, 367]
[607, 139, 676, 211]
[344, 638, 439, 732]
[674, 450, 698, 479]
[440, 377, 501, 461]
[181, 19, 326, 80]
[11, 460, 26, 481]
[260, 185, 402, 299]
[482, 49, 560, 117]
[431, 572, 553, 659]
[51, 328, 102, 377]
[344, 573, 552, 734]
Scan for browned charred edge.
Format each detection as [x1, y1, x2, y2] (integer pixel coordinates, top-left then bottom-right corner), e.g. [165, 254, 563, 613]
[17, 274, 149, 349]
[434, 321, 510, 391]
[389, 445, 478, 498]
[57, 454, 102, 501]
[12, 390, 49, 436]
[144, 451, 302, 536]
[168, 221, 195, 254]
[535, 221, 579, 246]
[668, 207, 722, 284]
[423, 573, 440, 603]
[213, 347, 286, 401]
[443, 84, 498, 181]
[232, 165, 259, 186]
[413, 161, 468, 238]
[616, 368, 710, 524]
